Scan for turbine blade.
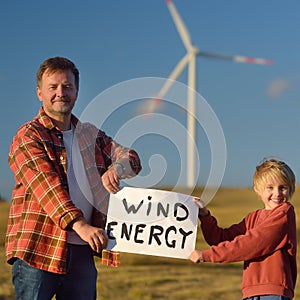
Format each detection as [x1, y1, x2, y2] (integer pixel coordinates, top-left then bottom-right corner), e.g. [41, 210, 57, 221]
[166, 0, 193, 52]
[158, 53, 190, 99]
[138, 54, 190, 115]
[199, 51, 273, 65]
[233, 55, 273, 65]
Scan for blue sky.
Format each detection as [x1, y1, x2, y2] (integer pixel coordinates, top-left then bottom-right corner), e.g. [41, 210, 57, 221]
[1, 1, 300, 200]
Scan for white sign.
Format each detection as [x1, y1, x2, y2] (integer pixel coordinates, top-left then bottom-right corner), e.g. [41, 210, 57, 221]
[105, 187, 198, 259]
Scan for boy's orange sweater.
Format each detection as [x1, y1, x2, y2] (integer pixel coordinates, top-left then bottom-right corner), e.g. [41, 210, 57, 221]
[201, 202, 297, 299]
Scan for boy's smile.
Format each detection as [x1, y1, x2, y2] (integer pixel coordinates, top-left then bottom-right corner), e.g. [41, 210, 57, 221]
[259, 180, 289, 210]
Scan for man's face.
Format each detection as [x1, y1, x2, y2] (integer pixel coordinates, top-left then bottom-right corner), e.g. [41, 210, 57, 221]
[36, 69, 78, 119]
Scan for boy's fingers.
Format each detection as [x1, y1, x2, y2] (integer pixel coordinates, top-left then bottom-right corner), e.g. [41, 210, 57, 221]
[193, 198, 205, 208]
[189, 250, 201, 263]
[190, 251, 198, 263]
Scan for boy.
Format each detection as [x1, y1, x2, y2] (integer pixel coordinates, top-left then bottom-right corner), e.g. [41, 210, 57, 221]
[190, 159, 297, 300]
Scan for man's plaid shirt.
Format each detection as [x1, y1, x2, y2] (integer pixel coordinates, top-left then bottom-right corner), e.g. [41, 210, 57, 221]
[5, 107, 141, 274]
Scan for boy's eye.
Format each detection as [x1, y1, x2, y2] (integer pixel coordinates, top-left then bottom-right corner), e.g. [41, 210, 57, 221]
[279, 185, 288, 191]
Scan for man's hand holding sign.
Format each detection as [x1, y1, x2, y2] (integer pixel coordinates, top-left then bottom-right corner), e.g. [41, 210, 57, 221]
[105, 187, 199, 260]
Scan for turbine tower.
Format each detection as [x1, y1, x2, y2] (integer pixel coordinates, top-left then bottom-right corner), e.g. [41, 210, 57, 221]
[148, 0, 272, 188]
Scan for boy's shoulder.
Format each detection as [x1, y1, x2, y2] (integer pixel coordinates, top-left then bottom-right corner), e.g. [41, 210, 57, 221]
[245, 202, 294, 223]
[274, 202, 294, 214]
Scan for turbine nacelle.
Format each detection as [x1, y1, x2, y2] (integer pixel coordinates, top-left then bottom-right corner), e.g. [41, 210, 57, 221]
[190, 46, 200, 56]
[142, 0, 273, 187]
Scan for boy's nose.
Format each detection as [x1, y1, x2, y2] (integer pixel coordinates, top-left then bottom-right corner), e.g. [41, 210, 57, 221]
[274, 188, 282, 197]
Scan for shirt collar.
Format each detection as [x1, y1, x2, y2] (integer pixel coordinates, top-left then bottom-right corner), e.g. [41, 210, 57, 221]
[37, 107, 80, 131]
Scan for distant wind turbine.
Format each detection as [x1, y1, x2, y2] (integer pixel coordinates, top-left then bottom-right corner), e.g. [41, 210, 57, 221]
[144, 0, 273, 188]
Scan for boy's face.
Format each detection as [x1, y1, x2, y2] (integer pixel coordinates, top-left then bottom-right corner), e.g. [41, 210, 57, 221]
[258, 178, 290, 210]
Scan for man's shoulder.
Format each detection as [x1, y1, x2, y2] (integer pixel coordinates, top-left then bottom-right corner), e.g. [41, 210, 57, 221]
[14, 118, 38, 137]
[75, 121, 107, 138]
[15, 108, 52, 132]
[13, 114, 56, 144]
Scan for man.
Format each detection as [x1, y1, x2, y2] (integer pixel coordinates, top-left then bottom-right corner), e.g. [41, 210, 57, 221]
[5, 56, 142, 299]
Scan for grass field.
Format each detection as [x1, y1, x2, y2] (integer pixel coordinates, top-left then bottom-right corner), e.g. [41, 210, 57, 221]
[0, 187, 299, 300]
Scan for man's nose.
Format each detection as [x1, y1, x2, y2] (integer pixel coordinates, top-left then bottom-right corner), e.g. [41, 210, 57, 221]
[56, 85, 66, 97]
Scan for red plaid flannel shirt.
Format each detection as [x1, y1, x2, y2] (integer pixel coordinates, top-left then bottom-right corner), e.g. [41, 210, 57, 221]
[6, 107, 141, 274]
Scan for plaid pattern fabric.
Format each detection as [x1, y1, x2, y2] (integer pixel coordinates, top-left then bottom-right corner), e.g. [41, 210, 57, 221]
[101, 250, 120, 267]
[6, 107, 141, 273]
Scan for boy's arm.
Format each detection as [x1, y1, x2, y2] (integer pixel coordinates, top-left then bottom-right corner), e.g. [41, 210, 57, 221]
[194, 198, 247, 246]
[194, 204, 294, 263]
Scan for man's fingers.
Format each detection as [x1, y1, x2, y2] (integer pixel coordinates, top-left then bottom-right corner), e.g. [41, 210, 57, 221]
[102, 170, 120, 193]
[99, 229, 108, 249]
[90, 231, 108, 253]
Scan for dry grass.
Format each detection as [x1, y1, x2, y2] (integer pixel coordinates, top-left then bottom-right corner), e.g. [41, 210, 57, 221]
[0, 186, 299, 299]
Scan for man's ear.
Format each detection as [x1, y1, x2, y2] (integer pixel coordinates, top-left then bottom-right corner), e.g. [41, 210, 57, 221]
[36, 86, 43, 102]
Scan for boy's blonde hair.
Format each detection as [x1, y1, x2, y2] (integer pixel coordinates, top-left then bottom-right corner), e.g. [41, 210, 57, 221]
[253, 159, 296, 199]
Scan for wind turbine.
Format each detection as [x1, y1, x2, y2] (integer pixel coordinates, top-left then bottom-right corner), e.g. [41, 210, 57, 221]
[145, 0, 272, 188]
